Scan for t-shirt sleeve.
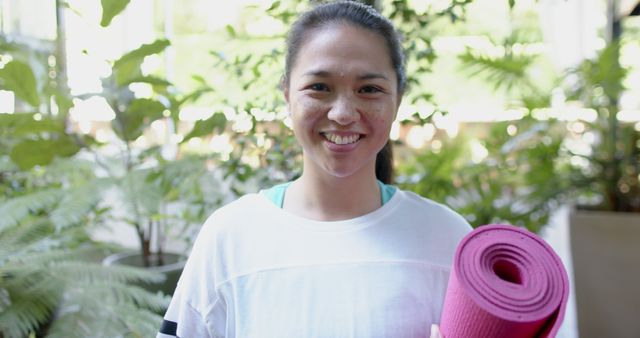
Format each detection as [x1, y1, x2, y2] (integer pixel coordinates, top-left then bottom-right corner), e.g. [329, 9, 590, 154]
[157, 217, 225, 338]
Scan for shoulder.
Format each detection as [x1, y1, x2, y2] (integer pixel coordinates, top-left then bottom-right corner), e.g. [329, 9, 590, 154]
[200, 193, 269, 233]
[391, 189, 472, 263]
[395, 189, 472, 234]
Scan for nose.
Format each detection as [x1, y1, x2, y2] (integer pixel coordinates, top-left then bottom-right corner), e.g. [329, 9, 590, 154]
[327, 95, 360, 125]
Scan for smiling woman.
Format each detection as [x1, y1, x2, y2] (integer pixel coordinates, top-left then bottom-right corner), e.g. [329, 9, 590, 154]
[157, 2, 471, 338]
[283, 23, 401, 220]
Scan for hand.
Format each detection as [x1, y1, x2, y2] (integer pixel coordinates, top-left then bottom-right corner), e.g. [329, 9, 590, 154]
[430, 324, 444, 338]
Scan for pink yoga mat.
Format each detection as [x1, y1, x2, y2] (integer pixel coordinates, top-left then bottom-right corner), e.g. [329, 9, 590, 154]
[440, 224, 569, 338]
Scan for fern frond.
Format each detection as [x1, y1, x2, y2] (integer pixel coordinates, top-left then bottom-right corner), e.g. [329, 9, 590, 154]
[60, 279, 170, 315]
[117, 169, 163, 219]
[458, 48, 535, 92]
[0, 217, 53, 258]
[0, 283, 61, 338]
[47, 261, 166, 285]
[46, 300, 163, 338]
[44, 158, 97, 182]
[0, 189, 63, 230]
[50, 178, 112, 230]
[115, 302, 164, 337]
[2, 247, 78, 270]
[45, 281, 168, 338]
[93, 282, 170, 312]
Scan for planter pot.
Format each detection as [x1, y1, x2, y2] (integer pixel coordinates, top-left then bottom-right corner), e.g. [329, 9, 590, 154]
[569, 208, 640, 338]
[103, 252, 186, 296]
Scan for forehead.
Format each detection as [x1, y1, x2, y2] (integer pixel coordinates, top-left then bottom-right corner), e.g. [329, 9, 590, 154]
[291, 23, 395, 78]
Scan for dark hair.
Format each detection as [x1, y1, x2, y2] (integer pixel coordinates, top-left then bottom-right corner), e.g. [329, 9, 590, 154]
[284, 0, 405, 184]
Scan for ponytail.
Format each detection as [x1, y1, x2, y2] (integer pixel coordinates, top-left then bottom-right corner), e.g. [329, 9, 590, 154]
[375, 140, 394, 184]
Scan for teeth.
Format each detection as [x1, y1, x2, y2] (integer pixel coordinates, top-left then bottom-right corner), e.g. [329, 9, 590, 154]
[324, 133, 360, 145]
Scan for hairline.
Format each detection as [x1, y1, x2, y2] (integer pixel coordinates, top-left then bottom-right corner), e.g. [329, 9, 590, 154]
[286, 20, 403, 92]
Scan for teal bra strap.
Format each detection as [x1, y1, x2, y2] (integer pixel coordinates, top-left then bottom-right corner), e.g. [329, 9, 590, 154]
[262, 181, 396, 208]
[261, 182, 292, 208]
[378, 180, 397, 205]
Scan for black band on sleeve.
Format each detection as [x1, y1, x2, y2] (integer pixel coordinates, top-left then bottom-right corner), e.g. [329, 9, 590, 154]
[160, 319, 178, 336]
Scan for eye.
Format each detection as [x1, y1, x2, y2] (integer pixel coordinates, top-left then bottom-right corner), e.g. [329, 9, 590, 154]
[307, 83, 330, 92]
[359, 85, 382, 94]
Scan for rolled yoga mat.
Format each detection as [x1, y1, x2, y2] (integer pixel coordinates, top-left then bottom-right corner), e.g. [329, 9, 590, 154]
[440, 224, 569, 338]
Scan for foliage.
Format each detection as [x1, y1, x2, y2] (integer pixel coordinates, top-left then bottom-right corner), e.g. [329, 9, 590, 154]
[0, 37, 80, 170]
[0, 25, 179, 337]
[398, 118, 571, 232]
[0, 151, 169, 338]
[565, 42, 640, 212]
[385, 0, 474, 104]
[100, 0, 132, 27]
[457, 29, 554, 110]
[0, 60, 40, 107]
[395, 1, 568, 232]
[0, 214, 169, 338]
[63, 37, 221, 265]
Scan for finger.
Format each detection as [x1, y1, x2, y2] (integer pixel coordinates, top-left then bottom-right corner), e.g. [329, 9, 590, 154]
[430, 324, 444, 338]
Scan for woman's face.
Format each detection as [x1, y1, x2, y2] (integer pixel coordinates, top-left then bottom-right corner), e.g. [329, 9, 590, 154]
[285, 23, 401, 180]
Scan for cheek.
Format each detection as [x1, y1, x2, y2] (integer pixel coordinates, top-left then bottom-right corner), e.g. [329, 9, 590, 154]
[291, 98, 326, 125]
[366, 103, 396, 129]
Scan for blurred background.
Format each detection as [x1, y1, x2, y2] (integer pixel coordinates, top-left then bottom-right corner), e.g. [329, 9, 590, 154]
[0, 0, 639, 337]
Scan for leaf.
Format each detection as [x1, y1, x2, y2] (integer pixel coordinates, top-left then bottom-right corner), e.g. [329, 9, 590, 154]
[100, 0, 131, 27]
[112, 39, 170, 86]
[176, 87, 213, 108]
[267, 1, 281, 11]
[181, 112, 227, 143]
[112, 98, 165, 141]
[122, 75, 173, 88]
[12, 117, 65, 136]
[191, 74, 207, 84]
[0, 60, 40, 107]
[114, 40, 170, 69]
[54, 91, 74, 116]
[225, 25, 236, 37]
[9, 136, 81, 170]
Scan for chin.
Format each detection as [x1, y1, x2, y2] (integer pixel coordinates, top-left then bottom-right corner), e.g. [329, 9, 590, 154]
[322, 162, 372, 180]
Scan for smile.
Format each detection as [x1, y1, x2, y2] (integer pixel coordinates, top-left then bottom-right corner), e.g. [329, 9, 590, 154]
[322, 132, 362, 145]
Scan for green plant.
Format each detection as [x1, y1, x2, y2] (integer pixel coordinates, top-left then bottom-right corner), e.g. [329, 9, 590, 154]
[565, 41, 639, 212]
[81, 37, 225, 265]
[0, 148, 170, 337]
[398, 118, 570, 232]
[395, 0, 574, 232]
[0, 209, 169, 338]
[0, 21, 175, 336]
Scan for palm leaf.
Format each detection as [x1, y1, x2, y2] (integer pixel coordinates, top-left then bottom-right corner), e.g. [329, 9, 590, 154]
[458, 47, 535, 92]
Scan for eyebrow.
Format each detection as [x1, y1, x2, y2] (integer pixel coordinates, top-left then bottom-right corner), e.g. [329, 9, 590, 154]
[303, 70, 390, 81]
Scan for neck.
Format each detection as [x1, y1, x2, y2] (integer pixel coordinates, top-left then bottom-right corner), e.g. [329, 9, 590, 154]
[283, 168, 381, 222]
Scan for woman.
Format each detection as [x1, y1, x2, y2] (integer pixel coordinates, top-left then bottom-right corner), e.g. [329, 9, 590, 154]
[159, 1, 470, 337]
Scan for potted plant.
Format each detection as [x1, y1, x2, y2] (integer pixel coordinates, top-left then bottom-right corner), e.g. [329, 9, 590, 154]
[0, 37, 169, 336]
[89, 38, 222, 295]
[564, 38, 640, 337]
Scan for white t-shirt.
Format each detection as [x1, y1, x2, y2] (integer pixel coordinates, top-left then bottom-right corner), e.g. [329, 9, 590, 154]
[158, 188, 471, 338]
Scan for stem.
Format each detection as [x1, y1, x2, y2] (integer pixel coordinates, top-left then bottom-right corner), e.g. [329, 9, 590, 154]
[139, 221, 151, 267]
